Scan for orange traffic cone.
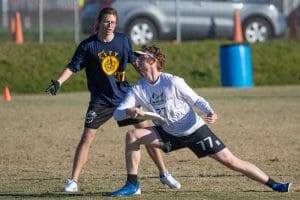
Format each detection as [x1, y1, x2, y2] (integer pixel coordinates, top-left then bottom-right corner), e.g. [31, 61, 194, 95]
[15, 11, 24, 44]
[10, 17, 16, 40]
[3, 85, 12, 102]
[233, 9, 243, 43]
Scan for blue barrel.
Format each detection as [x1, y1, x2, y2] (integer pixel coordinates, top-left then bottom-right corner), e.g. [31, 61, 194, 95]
[220, 43, 253, 88]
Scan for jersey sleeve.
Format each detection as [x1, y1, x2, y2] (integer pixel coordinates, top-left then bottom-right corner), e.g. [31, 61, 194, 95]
[67, 42, 86, 73]
[125, 35, 138, 64]
[113, 88, 139, 121]
[173, 77, 214, 115]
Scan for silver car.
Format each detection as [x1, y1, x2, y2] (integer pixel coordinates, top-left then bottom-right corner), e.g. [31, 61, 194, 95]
[81, 0, 287, 45]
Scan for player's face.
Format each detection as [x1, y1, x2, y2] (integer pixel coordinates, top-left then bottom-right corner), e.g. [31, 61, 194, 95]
[136, 55, 155, 75]
[100, 14, 117, 34]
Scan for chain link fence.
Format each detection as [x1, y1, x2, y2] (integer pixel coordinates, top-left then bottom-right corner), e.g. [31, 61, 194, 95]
[0, 0, 83, 43]
[1, 0, 300, 43]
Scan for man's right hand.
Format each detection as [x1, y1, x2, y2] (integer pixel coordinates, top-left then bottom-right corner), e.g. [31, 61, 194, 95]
[45, 80, 60, 95]
[126, 107, 144, 119]
[205, 112, 218, 124]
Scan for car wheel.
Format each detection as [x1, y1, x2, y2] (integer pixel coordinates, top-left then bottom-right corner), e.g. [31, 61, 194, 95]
[243, 17, 272, 43]
[127, 18, 157, 45]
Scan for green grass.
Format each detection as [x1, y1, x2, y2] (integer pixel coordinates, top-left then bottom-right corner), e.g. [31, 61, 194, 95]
[0, 86, 299, 200]
[0, 29, 86, 43]
[0, 38, 299, 94]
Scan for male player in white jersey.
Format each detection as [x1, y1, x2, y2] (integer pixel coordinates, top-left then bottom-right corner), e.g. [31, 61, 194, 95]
[110, 45, 291, 196]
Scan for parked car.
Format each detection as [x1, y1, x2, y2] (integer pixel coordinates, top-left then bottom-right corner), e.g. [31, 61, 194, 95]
[81, 0, 287, 45]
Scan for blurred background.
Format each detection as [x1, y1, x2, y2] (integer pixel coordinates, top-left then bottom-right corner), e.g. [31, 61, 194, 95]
[0, 0, 299, 44]
[0, 0, 84, 43]
[0, 0, 299, 94]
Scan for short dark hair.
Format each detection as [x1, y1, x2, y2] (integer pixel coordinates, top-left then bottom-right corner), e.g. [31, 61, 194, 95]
[97, 7, 118, 22]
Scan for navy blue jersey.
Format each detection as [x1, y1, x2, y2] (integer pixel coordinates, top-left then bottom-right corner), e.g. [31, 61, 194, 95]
[67, 32, 137, 106]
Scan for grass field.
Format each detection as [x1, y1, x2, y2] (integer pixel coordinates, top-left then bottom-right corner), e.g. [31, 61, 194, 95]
[0, 86, 299, 199]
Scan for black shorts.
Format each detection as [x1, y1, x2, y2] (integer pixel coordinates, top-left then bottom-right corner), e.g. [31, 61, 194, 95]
[84, 103, 145, 129]
[154, 125, 226, 158]
[84, 103, 116, 129]
[116, 118, 146, 127]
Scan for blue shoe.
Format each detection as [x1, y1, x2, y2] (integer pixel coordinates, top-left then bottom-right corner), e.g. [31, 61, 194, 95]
[110, 181, 141, 196]
[272, 182, 292, 192]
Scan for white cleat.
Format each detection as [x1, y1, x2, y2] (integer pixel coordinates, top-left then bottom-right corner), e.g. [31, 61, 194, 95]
[62, 179, 78, 192]
[160, 172, 181, 189]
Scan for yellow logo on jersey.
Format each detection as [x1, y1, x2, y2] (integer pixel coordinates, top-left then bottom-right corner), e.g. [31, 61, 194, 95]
[98, 51, 120, 75]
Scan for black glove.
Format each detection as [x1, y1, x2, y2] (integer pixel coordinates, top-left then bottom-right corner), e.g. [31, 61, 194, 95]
[46, 80, 60, 95]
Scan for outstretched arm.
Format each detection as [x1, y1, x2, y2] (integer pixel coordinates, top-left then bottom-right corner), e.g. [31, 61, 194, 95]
[57, 67, 74, 85]
[46, 68, 73, 95]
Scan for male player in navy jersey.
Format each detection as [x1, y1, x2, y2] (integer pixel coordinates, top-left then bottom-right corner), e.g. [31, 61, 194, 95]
[46, 7, 180, 192]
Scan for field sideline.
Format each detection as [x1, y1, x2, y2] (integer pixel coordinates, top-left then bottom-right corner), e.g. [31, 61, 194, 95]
[0, 86, 299, 199]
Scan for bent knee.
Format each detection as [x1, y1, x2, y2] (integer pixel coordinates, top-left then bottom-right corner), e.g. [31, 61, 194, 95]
[126, 129, 138, 142]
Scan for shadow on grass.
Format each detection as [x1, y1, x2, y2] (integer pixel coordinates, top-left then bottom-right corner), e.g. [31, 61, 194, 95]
[0, 192, 112, 198]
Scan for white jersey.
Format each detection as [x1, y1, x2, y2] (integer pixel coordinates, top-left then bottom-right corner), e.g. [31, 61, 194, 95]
[114, 73, 214, 137]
